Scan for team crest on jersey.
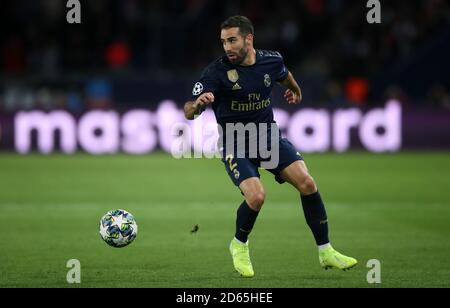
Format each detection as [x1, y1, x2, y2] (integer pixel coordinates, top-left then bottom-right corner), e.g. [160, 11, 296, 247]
[227, 69, 239, 83]
[192, 82, 203, 95]
[264, 74, 271, 87]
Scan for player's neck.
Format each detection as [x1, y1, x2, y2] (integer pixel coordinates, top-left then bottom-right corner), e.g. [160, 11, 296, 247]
[240, 48, 256, 66]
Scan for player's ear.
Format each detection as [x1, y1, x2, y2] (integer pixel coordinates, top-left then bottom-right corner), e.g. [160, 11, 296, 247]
[245, 33, 254, 45]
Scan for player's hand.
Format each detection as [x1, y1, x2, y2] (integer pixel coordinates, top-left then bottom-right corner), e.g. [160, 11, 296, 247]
[284, 89, 302, 105]
[194, 92, 215, 109]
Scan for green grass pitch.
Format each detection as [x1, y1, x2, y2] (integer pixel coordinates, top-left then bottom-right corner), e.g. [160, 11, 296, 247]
[0, 152, 449, 288]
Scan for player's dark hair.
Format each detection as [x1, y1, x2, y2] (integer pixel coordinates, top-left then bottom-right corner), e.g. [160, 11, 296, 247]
[221, 15, 254, 37]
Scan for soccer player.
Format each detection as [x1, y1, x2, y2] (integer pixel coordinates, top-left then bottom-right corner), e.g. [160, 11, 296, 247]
[184, 16, 357, 278]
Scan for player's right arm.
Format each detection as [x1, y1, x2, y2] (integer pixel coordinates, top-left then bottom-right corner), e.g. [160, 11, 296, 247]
[184, 92, 215, 120]
[186, 61, 221, 120]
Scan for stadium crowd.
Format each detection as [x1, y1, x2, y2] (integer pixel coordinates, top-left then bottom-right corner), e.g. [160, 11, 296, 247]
[1, 0, 449, 112]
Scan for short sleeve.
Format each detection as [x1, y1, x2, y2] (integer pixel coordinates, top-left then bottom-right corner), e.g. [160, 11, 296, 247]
[190, 66, 221, 101]
[275, 54, 289, 82]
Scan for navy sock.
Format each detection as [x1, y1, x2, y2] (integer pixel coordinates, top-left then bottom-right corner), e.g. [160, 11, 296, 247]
[300, 191, 329, 245]
[235, 201, 259, 243]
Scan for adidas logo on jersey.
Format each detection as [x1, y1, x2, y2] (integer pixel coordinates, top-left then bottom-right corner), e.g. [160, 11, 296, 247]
[232, 83, 242, 91]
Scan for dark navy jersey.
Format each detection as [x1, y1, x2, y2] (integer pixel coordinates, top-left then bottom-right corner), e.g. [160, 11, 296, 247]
[191, 49, 289, 128]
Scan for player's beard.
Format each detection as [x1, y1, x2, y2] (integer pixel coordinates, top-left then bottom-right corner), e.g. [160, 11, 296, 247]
[228, 45, 249, 65]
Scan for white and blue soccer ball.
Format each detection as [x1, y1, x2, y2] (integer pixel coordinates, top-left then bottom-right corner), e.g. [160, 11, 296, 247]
[99, 209, 138, 248]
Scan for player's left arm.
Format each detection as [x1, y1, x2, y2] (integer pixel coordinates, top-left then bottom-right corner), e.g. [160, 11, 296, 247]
[279, 71, 302, 105]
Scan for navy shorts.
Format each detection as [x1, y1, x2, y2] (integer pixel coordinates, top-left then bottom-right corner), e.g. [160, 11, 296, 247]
[222, 138, 304, 187]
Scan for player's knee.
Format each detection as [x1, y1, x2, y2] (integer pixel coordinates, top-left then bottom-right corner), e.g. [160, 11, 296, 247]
[246, 191, 265, 211]
[298, 176, 317, 195]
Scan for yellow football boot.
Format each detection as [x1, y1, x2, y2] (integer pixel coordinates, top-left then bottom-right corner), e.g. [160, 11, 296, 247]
[229, 238, 255, 278]
[319, 246, 358, 271]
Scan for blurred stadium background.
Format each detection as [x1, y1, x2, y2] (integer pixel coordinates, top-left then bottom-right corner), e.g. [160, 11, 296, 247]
[0, 0, 449, 288]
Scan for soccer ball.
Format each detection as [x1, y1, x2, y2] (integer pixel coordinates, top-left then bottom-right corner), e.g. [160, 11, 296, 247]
[99, 209, 138, 248]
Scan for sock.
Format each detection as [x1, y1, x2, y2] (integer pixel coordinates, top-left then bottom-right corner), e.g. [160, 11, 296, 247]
[300, 191, 330, 246]
[234, 238, 247, 245]
[235, 201, 259, 243]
